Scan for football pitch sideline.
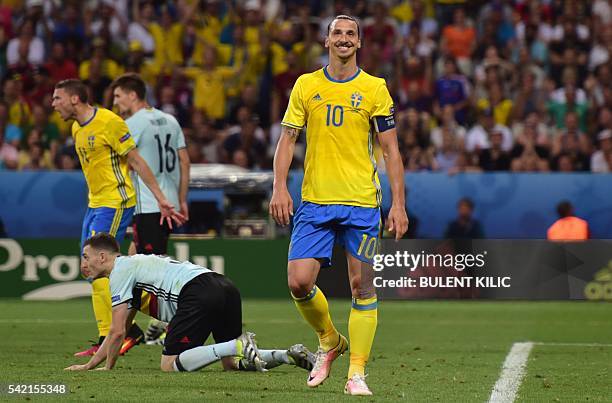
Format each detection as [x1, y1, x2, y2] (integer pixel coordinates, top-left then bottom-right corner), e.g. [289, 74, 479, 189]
[0, 299, 610, 402]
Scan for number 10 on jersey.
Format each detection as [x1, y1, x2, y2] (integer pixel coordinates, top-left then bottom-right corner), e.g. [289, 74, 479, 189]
[326, 104, 344, 127]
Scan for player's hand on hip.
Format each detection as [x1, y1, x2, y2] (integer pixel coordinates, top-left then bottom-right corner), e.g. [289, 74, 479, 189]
[65, 364, 89, 371]
[158, 198, 187, 229]
[387, 204, 409, 240]
[269, 187, 294, 226]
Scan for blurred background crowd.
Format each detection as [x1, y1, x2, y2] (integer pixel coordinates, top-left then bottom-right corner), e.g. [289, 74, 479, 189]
[0, 0, 611, 174]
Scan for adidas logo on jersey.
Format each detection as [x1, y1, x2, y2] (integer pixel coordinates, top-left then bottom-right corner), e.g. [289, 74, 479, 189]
[312, 93, 322, 101]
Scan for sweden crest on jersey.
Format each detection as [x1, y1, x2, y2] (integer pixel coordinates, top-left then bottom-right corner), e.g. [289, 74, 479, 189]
[351, 92, 363, 108]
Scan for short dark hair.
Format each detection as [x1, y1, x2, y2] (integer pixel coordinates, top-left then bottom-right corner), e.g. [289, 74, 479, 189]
[327, 14, 360, 38]
[55, 79, 88, 103]
[458, 197, 474, 210]
[556, 200, 574, 218]
[83, 233, 120, 253]
[111, 73, 147, 100]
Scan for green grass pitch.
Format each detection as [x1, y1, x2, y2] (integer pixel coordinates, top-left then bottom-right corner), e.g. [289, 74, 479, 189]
[0, 299, 610, 402]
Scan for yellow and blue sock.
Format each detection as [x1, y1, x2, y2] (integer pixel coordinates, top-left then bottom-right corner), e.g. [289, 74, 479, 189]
[292, 286, 340, 351]
[91, 277, 112, 339]
[348, 296, 378, 378]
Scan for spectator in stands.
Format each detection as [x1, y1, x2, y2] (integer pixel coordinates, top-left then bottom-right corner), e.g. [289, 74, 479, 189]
[157, 84, 189, 127]
[6, 18, 44, 66]
[477, 82, 514, 126]
[398, 107, 431, 150]
[57, 149, 78, 170]
[3, 77, 32, 130]
[444, 198, 484, 239]
[433, 56, 469, 125]
[591, 129, 612, 173]
[44, 42, 78, 84]
[362, 1, 397, 63]
[26, 103, 59, 158]
[434, 126, 460, 173]
[222, 114, 266, 169]
[186, 138, 205, 165]
[18, 127, 53, 170]
[78, 37, 123, 82]
[87, 0, 128, 51]
[478, 130, 511, 171]
[396, 33, 433, 113]
[128, 0, 156, 56]
[448, 152, 482, 175]
[51, 3, 86, 57]
[0, 100, 22, 148]
[465, 108, 513, 153]
[547, 200, 589, 240]
[181, 45, 241, 123]
[0, 0, 611, 177]
[511, 69, 547, 121]
[271, 51, 304, 123]
[6, 40, 36, 93]
[397, 0, 437, 39]
[551, 130, 590, 172]
[548, 80, 588, 133]
[0, 129, 17, 169]
[431, 104, 466, 149]
[441, 8, 476, 74]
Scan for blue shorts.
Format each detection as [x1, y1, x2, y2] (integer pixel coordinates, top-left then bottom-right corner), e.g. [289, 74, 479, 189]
[80, 206, 135, 251]
[288, 202, 381, 268]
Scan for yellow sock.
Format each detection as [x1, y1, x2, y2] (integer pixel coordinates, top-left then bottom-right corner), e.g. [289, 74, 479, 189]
[91, 277, 112, 338]
[292, 286, 339, 351]
[348, 296, 378, 378]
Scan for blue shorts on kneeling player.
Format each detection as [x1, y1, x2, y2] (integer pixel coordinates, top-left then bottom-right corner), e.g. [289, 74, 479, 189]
[288, 202, 381, 268]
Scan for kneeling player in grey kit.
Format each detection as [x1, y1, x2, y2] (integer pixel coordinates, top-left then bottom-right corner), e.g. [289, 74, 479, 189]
[65, 232, 314, 373]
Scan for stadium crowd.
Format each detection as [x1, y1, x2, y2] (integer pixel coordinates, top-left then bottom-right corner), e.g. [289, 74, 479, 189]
[0, 0, 611, 173]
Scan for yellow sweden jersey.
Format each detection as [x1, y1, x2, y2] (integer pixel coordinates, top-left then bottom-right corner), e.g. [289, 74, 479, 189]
[282, 67, 395, 207]
[72, 108, 136, 209]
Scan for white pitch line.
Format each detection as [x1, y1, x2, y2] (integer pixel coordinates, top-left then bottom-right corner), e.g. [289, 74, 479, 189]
[488, 342, 534, 403]
[534, 342, 612, 347]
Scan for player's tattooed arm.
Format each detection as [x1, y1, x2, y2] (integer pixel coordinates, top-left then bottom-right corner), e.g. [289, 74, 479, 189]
[270, 125, 299, 226]
[284, 126, 300, 142]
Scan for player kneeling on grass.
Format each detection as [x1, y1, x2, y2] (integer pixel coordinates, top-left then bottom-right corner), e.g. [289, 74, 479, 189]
[65, 233, 315, 373]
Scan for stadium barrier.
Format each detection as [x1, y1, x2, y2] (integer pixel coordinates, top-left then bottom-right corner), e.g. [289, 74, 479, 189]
[0, 237, 290, 299]
[2, 171, 612, 239]
[1, 238, 611, 301]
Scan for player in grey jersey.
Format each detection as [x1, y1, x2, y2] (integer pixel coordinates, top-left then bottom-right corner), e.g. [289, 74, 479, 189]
[65, 233, 314, 373]
[112, 73, 190, 255]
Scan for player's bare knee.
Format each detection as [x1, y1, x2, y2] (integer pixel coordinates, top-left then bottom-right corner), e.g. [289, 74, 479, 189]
[287, 265, 315, 297]
[288, 276, 311, 298]
[350, 278, 376, 299]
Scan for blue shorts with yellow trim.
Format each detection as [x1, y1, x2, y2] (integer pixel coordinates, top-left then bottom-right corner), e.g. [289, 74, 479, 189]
[80, 206, 135, 251]
[288, 202, 381, 268]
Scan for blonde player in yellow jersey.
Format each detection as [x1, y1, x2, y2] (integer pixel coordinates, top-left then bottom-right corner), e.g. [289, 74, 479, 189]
[270, 15, 408, 396]
[51, 79, 185, 357]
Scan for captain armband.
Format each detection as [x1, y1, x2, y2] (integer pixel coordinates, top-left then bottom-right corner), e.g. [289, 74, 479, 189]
[373, 115, 396, 133]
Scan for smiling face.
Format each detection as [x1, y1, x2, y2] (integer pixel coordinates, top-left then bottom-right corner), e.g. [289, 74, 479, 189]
[325, 17, 361, 62]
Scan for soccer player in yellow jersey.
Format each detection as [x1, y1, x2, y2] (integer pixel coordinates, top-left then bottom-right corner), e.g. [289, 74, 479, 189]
[270, 15, 408, 396]
[51, 79, 185, 357]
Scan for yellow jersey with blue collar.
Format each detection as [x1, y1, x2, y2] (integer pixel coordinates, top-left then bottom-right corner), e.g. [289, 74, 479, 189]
[72, 107, 136, 209]
[282, 66, 395, 208]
